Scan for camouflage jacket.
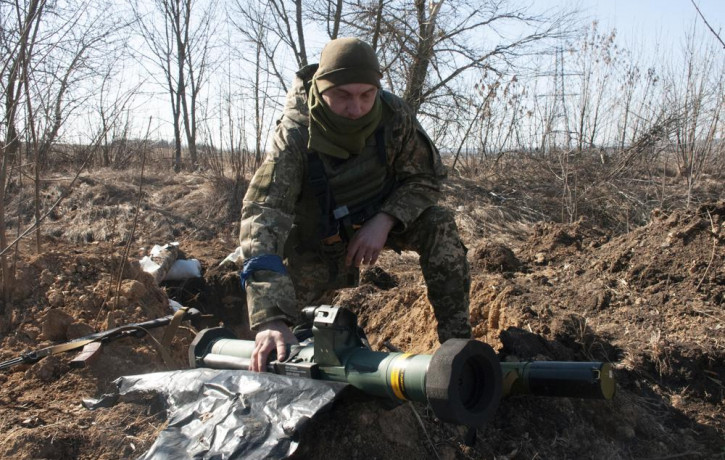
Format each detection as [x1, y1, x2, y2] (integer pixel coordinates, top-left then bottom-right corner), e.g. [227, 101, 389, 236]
[240, 64, 446, 329]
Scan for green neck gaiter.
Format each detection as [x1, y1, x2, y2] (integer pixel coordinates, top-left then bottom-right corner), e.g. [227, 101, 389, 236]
[308, 78, 383, 159]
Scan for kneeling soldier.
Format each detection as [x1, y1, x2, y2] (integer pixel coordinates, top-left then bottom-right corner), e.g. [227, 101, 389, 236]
[239, 37, 471, 372]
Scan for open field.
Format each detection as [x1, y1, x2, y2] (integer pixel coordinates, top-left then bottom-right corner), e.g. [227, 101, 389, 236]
[0, 155, 722, 458]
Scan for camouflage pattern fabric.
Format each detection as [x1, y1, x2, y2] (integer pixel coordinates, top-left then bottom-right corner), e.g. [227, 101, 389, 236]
[388, 206, 472, 341]
[287, 206, 472, 342]
[240, 64, 470, 341]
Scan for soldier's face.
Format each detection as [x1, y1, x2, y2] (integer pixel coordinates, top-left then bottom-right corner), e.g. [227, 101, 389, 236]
[321, 83, 378, 120]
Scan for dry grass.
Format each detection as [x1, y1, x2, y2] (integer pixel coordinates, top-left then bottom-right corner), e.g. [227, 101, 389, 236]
[446, 149, 723, 238]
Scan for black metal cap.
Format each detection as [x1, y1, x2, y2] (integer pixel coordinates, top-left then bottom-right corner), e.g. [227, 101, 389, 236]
[425, 339, 503, 427]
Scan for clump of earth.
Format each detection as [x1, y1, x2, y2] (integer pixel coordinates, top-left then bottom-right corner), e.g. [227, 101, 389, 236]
[0, 168, 722, 459]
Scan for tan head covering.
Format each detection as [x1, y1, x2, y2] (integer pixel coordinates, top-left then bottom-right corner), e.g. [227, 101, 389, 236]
[314, 37, 382, 93]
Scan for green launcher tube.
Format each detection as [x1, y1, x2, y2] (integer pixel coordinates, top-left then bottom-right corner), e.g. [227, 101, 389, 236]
[188, 305, 615, 427]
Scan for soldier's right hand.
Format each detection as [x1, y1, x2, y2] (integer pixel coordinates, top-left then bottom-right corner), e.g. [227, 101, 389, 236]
[250, 320, 299, 372]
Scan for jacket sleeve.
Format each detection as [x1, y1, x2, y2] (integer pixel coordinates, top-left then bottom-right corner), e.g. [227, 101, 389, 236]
[239, 122, 305, 329]
[380, 107, 446, 231]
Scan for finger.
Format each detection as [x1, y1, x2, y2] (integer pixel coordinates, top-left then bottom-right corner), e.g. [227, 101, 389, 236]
[354, 251, 364, 267]
[345, 239, 360, 267]
[251, 341, 264, 372]
[250, 341, 260, 372]
[256, 343, 269, 372]
[249, 350, 257, 372]
[366, 251, 376, 265]
[365, 249, 377, 265]
[348, 247, 362, 267]
[276, 339, 287, 362]
[254, 335, 272, 372]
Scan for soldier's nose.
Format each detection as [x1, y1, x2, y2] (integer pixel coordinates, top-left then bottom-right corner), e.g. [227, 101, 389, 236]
[348, 104, 362, 119]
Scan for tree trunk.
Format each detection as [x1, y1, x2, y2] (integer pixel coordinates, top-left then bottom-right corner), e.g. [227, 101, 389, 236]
[371, 0, 384, 50]
[403, 0, 442, 115]
[330, 0, 343, 39]
[294, 0, 307, 66]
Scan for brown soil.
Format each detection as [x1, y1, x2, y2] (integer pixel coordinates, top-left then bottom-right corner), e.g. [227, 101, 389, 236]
[1, 168, 723, 459]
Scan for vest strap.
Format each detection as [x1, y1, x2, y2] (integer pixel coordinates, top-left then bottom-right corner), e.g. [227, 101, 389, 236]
[306, 126, 392, 243]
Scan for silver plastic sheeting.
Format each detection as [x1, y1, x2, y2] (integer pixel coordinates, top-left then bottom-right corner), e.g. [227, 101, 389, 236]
[84, 368, 348, 459]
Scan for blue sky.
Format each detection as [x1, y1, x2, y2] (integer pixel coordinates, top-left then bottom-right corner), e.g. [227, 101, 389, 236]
[575, 0, 724, 52]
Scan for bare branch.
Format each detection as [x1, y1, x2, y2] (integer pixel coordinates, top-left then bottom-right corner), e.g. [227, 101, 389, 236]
[690, 0, 725, 49]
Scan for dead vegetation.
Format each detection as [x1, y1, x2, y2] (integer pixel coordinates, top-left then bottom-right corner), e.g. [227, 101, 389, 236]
[0, 155, 723, 459]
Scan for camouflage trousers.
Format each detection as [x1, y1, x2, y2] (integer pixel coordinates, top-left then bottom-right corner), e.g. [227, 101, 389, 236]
[286, 206, 471, 342]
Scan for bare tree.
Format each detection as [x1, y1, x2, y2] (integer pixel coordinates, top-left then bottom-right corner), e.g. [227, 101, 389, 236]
[342, 1, 576, 119]
[269, 0, 309, 68]
[0, 0, 44, 308]
[225, 0, 576, 154]
[308, 0, 345, 40]
[229, 0, 306, 167]
[665, 31, 724, 206]
[690, 0, 725, 49]
[566, 22, 623, 151]
[402, 0, 443, 113]
[97, 62, 143, 168]
[132, 0, 217, 171]
[0, 0, 125, 307]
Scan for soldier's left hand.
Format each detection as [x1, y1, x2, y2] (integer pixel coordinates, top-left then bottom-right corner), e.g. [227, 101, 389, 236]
[346, 212, 397, 267]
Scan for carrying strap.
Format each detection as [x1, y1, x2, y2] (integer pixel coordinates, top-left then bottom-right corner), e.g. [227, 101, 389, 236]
[307, 151, 339, 239]
[161, 306, 190, 349]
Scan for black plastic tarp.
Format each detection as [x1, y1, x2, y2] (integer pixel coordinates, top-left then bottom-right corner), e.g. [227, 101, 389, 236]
[84, 368, 348, 459]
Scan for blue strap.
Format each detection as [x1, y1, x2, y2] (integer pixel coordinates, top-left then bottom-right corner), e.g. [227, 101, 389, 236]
[240, 255, 287, 291]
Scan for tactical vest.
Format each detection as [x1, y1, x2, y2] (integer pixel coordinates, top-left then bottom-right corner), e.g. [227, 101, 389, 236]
[307, 126, 395, 242]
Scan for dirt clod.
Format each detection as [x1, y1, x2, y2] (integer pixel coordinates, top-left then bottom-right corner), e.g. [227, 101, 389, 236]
[42, 308, 74, 341]
[471, 242, 521, 272]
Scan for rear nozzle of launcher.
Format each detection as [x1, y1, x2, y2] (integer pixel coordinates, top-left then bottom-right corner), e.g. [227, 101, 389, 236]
[424, 338, 502, 427]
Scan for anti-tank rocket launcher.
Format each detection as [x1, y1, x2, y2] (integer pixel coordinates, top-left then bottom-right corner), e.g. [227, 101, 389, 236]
[189, 305, 615, 427]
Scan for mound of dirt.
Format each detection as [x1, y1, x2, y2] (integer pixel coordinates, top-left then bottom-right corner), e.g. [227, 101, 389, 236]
[0, 169, 722, 459]
[0, 244, 200, 459]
